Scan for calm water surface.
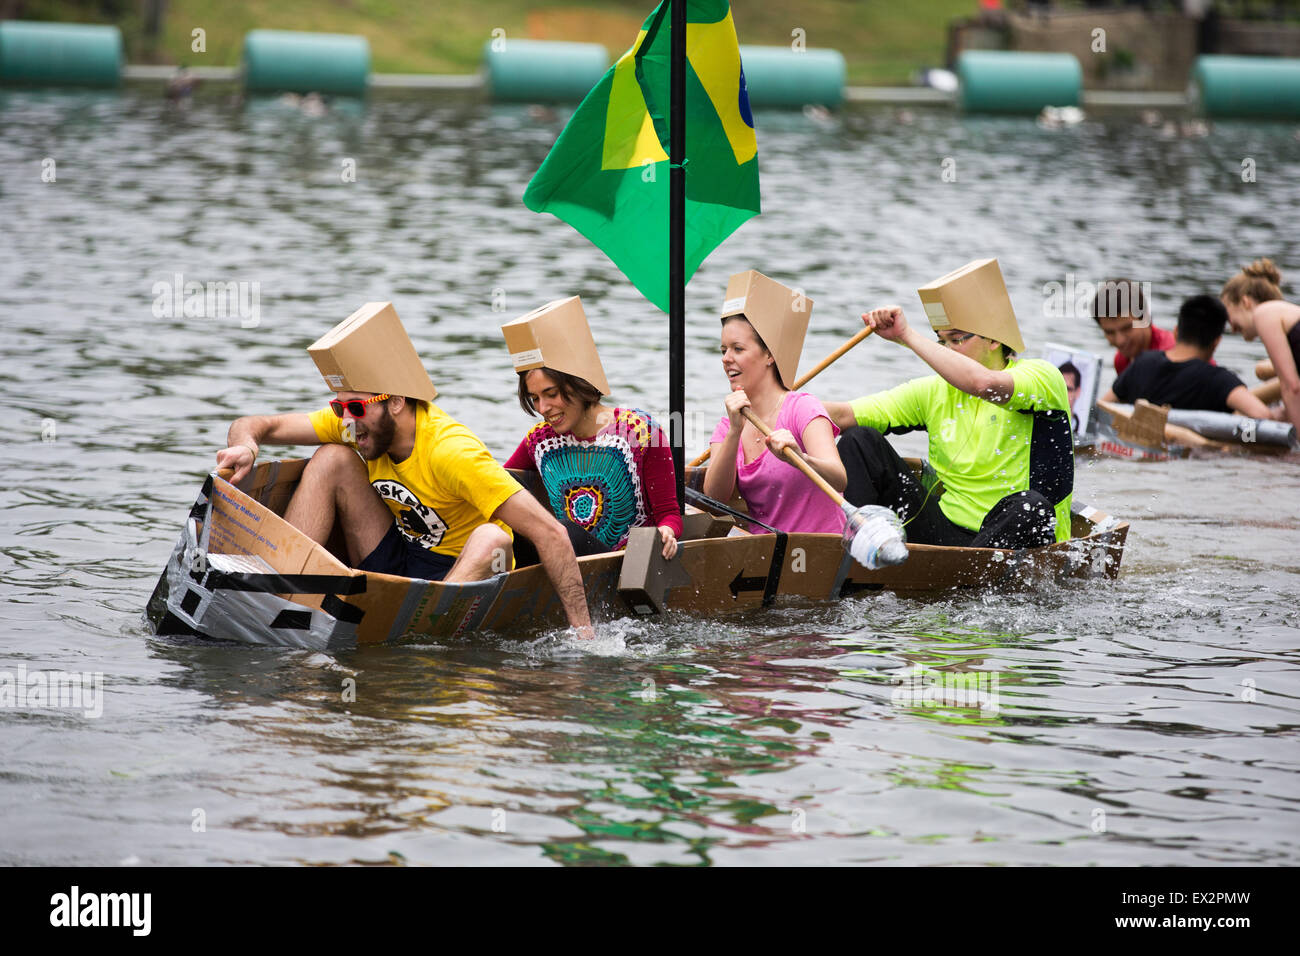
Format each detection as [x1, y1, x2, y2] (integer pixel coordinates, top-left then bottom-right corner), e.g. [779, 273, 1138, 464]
[1, 90, 1298, 865]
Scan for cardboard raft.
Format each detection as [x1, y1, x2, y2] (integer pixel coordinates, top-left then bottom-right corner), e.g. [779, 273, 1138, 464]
[1092, 399, 1293, 460]
[146, 460, 1129, 651]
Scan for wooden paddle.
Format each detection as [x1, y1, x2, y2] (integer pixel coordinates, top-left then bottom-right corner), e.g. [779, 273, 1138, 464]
[689, 325, 874, 467]
[738, 407, 907, 569]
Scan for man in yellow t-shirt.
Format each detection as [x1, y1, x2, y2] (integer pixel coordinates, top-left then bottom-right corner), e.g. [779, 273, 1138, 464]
[214, 302, 592, 636]
[306, 399, 520, 563]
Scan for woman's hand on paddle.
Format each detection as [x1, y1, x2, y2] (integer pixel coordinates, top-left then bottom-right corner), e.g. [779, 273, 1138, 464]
[765, 428, 799, 462]
[215, 443, 256, 484]
[724, 389, 751, 431]
[863, 305, 910, 343]
[657, 525, 678, 560]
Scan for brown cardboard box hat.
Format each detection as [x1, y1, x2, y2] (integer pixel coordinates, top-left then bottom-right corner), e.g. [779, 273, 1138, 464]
[719, 270, 812, 389]
[917, 258, 1025, 354]
[308, 302, 438, 402]
[501, 296, 611, 395]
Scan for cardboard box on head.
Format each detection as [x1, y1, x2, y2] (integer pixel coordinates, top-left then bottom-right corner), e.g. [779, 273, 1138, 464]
[501, 296, 611, 396]
[720, 270, 812, 389]
[917, 258, 1026, 355]
[308, 302, 439, 402]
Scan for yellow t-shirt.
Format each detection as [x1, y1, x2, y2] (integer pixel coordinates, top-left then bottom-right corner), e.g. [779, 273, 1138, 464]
[308, 402, 522, 557]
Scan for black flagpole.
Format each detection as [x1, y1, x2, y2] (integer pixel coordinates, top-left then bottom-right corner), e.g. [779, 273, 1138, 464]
[669, 0, 686, 515]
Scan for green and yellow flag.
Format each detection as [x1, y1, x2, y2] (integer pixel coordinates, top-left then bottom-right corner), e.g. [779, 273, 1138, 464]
[523, 0, 760, 312]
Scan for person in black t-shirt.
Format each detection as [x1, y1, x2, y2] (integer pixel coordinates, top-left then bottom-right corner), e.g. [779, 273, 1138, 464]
[1101, 295, 1273, 417]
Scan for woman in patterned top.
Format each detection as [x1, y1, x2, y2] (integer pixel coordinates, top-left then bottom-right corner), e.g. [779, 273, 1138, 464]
[504, 368, 682, 559]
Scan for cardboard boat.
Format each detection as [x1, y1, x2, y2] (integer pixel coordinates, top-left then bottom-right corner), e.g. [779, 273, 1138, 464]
[1087, 399, 1297, 460]
[145, 459, 1129, 651]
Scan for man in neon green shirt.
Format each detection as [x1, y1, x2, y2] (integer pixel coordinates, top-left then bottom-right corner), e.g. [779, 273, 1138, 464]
[825, 263, 1073, 549]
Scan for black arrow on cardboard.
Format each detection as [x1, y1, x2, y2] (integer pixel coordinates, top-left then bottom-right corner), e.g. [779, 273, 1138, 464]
[728, 534, 788, 606]
[729, 568, 767, 597]
[840, 579, 885, 597]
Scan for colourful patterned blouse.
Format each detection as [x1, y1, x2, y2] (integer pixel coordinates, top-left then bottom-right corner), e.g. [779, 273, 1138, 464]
[504, 408, 683, 551]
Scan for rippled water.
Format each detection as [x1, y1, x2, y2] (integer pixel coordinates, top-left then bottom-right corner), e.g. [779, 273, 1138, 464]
[2, 89, 1298, 865]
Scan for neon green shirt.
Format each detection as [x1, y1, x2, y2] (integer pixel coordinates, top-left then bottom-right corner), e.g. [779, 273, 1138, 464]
[849, 358, 1075, 542]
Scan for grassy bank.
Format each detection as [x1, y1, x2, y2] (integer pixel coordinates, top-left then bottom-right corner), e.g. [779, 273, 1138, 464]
[12, 0, 974, 85]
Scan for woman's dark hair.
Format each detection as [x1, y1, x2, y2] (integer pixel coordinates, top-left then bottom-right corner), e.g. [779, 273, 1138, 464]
[517, 367, 603, 416]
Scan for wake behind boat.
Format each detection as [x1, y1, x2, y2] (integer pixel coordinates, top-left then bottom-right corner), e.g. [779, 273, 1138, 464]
[145, 459, 1129, 651]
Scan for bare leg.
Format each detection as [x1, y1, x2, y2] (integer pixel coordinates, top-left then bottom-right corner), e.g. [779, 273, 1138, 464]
[443, 523, 512, 583]
[283, 444, 392, 565]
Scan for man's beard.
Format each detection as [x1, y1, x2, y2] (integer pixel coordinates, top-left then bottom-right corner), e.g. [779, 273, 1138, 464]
[356, 405, 396, 460]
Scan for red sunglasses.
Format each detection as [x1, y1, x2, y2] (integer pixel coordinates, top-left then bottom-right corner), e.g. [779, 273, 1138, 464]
[329, 393, 390, 418]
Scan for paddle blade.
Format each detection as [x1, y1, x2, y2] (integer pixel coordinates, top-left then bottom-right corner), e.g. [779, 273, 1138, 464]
[843, 504, 908, 570]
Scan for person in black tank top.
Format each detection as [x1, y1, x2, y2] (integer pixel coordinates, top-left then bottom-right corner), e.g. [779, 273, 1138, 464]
[1221, 257, 1300, 432]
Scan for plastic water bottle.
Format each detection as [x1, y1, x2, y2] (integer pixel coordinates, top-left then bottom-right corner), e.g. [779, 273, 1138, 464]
[844, 505, 908, 569]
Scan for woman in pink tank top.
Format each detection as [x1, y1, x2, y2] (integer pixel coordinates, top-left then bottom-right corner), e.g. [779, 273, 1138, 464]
[702, 315, 847, 534]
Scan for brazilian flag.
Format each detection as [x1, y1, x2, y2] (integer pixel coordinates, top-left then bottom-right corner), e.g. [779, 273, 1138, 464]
[523, 0, 760, 312]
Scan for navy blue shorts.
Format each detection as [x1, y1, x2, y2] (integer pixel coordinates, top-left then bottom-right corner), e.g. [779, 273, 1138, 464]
[357, 523, 457, 581]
